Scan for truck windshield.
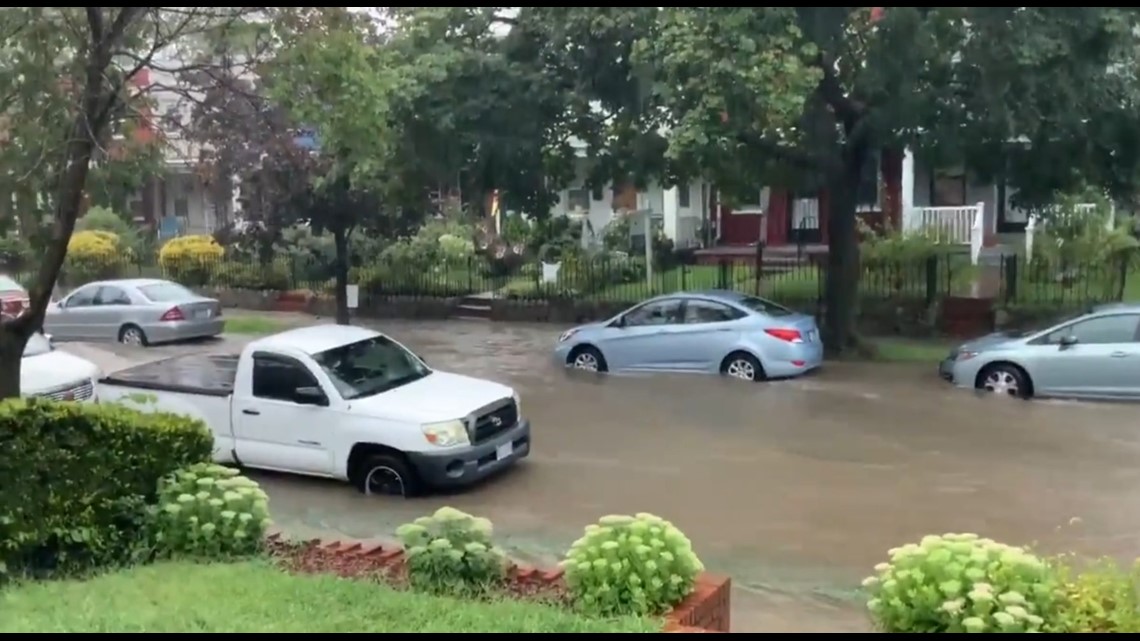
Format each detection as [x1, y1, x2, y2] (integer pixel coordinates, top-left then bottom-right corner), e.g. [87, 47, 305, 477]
[312, 335, 431, 400]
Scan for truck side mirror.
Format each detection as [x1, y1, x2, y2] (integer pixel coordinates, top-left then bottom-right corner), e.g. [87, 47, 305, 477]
[294, 385, 328, 406]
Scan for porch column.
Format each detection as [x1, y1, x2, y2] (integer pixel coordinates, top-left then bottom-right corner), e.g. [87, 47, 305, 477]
[900, 147, 915, 231]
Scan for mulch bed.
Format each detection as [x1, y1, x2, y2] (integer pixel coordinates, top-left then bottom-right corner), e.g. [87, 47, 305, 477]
[266, 536, 570, 605]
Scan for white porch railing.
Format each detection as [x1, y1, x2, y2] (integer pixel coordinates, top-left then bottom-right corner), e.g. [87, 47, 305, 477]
[911, 202, 986, 264]
[1025, 203, 1108, 258]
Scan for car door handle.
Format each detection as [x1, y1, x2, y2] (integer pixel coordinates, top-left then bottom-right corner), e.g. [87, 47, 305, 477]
[241, 409, 260, 415]
[297, 440, 321, 446]
[1111, 351, 1130, 358]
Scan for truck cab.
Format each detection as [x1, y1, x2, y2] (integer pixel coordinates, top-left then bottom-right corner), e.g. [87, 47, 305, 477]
[98, 325, 531, 496]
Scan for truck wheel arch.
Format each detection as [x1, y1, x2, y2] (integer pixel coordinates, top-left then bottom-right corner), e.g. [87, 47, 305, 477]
[347, 443, 421, 498]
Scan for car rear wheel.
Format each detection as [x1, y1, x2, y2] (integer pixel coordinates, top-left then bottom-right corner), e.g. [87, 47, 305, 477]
[118, 324, 149, 347]
[567, 345, 608, 372]
[721, 351, 765, 382]
[976, 363, 1030, 398]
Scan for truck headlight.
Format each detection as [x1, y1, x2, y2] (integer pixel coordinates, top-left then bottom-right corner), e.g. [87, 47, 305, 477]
[512, 391, 521, 418]
[421, 419, 470, 447]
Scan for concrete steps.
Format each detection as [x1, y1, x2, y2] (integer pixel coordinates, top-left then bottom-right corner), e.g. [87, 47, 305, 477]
[454, 295, 492, 321]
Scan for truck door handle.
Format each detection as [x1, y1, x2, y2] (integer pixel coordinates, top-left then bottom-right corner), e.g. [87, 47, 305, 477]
[241, 409, 260, 415]
[297, 440, 321, 446]
[1111, 351, 1130, 358]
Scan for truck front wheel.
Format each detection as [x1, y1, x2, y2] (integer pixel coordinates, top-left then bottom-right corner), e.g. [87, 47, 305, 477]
[352, 450, 422, 498]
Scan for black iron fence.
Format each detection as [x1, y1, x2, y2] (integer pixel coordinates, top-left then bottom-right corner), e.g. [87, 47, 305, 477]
[9, 249, 1138, 313]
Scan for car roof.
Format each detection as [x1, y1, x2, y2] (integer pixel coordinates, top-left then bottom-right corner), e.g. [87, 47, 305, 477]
[647, 289, 753, 305]
[1090, 302, 1140, 314]
[81, 278, 174, 289]
[247, 324, 382, 355]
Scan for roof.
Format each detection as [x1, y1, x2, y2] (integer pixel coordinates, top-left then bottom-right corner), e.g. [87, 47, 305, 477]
[247, 324, 381, 355]
[86, 278, 176, 289]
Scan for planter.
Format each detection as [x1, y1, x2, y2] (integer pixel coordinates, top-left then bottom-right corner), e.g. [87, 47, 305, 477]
[266, 534, 730, 633]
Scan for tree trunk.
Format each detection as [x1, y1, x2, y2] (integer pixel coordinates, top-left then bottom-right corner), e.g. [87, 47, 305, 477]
[823, 148, 866, 355]
[0, 328, 29, 399]
[332, 223, 350, 325]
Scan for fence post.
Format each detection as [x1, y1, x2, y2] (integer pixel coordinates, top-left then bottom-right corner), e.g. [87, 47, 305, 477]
[717, 259, 729, 290]
[1004, 254, 1018, 305]
[1118, 253, 1129, 300]
[754, 242, 764, 296]
[924, 255, 938, 307]
[680, 263, 688, 291]
[466, 255, 473, 293]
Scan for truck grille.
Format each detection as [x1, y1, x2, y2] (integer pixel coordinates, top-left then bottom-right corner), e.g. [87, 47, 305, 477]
[37, 379, 94, 402]
[471, 398, 518, 444]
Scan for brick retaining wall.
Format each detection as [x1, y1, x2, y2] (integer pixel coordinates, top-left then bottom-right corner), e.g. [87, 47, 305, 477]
[268, 534, 731, 633]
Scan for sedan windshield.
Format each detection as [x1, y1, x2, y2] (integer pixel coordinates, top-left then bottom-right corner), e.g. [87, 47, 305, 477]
[312, 335, 430, 400]
[24, 333, 52, 357]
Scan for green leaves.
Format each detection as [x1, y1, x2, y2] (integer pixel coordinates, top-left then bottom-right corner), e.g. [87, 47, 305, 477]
[396, 506, 508, 597]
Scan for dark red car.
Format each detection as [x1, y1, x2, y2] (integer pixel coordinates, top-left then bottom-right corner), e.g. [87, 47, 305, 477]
[0, 274, 29, 320]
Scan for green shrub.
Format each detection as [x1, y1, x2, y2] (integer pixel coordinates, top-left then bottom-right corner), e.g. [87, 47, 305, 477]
[561, 513, 704, 617]
[1053, 557, 1140, 633]
[395, 506, 508, 596]
[150, 462, 271, 559]
[212, 261, 292, 291]
[864, 533, 1061, 633]
[0, 232, 32, 271]
[0, 399, 212, 580]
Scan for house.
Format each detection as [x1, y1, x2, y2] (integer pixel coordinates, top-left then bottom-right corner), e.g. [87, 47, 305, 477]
[121, 67, 238, 238]
[549, 139, 712, 249]
[711, 147, 1099, 263]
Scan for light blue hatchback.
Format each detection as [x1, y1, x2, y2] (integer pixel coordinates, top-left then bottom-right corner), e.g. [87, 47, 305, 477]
[552, 290, 823, 381]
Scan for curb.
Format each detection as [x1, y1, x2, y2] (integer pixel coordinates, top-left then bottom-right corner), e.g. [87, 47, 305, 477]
[266, 534, 731, 633]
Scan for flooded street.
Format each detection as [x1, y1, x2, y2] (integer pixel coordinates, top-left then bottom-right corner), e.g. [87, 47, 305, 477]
[75, 317, 1140, 632]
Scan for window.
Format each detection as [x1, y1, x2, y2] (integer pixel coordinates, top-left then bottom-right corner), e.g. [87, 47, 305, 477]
[683, 300, 744, 324]
[735, 295, 794, 318]
[252, 354, 321, 402]
[312, 335, 431, 400]
[566, 188, 590, 213]
[94, 286, 131, 305]
[856, 150, 882, 209]
[678, 185, 691, 209]
[622, 298, 682, 327]
[1041, 314, 1140, 345]
[932, 167, 968, 207]
[66, 286, 98, 308]
[140, 282, 196, 302]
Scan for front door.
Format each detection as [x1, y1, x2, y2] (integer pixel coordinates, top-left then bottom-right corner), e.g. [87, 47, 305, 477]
[232, 353, 336, 476]
[596, 298, 685, 371]
[787, 195, 822, 244]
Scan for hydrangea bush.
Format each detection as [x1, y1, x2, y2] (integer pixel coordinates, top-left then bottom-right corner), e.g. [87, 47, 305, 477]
[151, 463, 271, 558]
[395, 506, 508, 596]
[864, 533, 1062, 633]
[561, 513, 704, 617]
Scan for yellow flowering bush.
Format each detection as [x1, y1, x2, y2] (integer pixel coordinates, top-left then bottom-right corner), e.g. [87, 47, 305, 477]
[150, 462, 271, 558]
[864, 533, 1062, 633]
[561, 513, 704, 617]
[159, 235, 224, 286]
[64, 230, 130, 285]
[395, 506, 508, 596]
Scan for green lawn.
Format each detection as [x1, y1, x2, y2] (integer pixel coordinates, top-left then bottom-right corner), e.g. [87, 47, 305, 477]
[0, 561, 659, 633]
[223, 315, 292, 335]
[867, 337, 956, 363]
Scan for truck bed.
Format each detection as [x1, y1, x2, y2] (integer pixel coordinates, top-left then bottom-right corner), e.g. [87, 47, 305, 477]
[99, 353, 240, 398]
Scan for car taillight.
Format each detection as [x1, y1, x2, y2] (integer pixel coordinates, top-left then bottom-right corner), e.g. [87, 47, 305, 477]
[764, 328, 803, 344]
[160, 306, 185, 322]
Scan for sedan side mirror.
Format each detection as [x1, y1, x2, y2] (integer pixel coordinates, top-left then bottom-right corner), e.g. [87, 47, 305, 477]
[293, 385, 328, 406]
[1059, 334, 1079, 349]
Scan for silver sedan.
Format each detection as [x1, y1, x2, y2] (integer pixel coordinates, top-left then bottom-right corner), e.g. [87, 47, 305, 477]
[45, 278, 224, 347]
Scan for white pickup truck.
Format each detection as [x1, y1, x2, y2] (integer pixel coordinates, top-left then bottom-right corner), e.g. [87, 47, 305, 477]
[97, 325, 531, 497]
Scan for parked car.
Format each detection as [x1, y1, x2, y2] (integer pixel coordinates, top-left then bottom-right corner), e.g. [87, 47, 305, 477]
[23, 332, 100, 401]
[97, 324, 530, 497]
[553, 290, 823, 381]
[940, 303, 1140, 400]
[44, 278, 223, 346]
[0, 273, 29, 319]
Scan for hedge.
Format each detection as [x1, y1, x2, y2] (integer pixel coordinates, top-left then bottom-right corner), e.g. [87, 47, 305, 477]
[0, 399, 213, 579]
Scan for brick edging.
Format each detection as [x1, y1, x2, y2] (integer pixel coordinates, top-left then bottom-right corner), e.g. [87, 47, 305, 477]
[265, 534, 730, 633]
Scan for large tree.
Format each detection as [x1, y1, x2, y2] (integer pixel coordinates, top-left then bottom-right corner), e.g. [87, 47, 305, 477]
[644, 7, 1140, 352]
[0, 7, 261, 399]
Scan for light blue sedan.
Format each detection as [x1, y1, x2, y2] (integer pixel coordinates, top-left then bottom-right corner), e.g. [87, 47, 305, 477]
[552, 290, 823, 382]
[940, 303, 1140, 400]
